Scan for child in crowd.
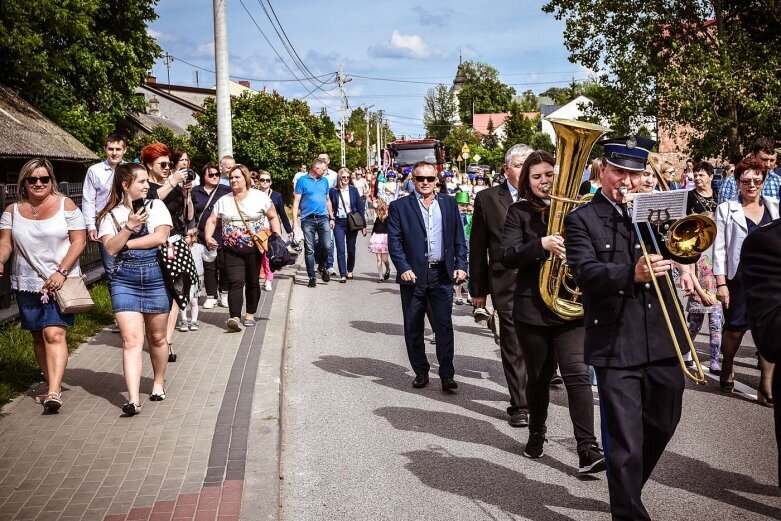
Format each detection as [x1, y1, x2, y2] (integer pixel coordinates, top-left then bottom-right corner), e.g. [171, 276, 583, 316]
[178, 229, 213, 331]
[683, 252, 723, 374]
[454, 192, 472, 305]
[369, 198, 391, 283]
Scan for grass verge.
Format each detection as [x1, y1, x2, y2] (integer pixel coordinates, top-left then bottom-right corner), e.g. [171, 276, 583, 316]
[0, 283, 114, 408]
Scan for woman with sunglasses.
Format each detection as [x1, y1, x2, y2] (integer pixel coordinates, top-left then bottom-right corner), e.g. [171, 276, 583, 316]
[0, 159, 87, 412]
[171, 148, 198, 187]
[191, 163, 232, 309]
[256, 170, 293, 291]
[142, 143, 195, 354]
[204, 165, 282, 331]
[329, 168, 366, 282]
[714, 158, 779, 404]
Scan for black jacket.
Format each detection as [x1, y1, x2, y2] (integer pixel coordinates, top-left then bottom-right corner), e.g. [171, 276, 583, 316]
[192, 184, 232, 244]
[564, 190, 689, 368]
[501, 201, 579, 326]
[268, 189, 292, 233]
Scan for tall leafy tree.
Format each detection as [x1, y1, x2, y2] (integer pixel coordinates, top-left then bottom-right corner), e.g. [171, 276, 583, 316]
[515, 89, 540, 112]
[456, 61, 516, 126]
[0, 0, 162, 151]
[543, 0, 781, 161]
[423, 84, 456, 140]
[443, 125, 482, 165]
[482, 118, 501, 150]
[502, 102, 537, 150]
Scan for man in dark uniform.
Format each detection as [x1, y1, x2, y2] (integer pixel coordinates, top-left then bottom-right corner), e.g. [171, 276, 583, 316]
[741, 218, 781, 489]
[470, 143, 532, 427]
[564, 135, 687, 521]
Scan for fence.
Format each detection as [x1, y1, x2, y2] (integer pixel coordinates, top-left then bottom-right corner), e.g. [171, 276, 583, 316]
[0, 182, 103, 309]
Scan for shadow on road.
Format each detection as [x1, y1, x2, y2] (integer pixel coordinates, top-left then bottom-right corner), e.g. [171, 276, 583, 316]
[654, 451, 781, 518]
[64, 367, 150, 409]
[401, 448, 611, 520]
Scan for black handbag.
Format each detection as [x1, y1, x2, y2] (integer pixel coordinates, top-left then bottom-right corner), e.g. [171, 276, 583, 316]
[338, 190, 366, 232]
[266, 232, 295, 272]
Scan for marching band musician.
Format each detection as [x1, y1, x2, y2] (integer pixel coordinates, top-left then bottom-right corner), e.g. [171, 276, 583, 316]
[564, 135, 688, 521]
[499, 150, 606, 473]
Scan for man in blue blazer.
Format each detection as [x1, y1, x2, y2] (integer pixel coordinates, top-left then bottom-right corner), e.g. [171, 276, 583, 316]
[387, 161, 468, 392]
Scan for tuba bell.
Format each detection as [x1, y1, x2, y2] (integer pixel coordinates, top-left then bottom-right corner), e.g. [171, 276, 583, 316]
[539, 118, 611, 320]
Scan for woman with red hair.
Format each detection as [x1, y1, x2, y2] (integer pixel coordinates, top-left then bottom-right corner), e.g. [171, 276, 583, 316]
[141, 143, 195, 357]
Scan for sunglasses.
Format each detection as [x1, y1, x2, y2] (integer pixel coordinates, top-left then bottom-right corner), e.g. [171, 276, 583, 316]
[259, 178, 272, 183]
[415, 176, 437, 183]
[155, 161, 173, 169]
[25, 176, 52, 185]
[205, 172, 220, 178]
[740, 179, 764, 186]
[340, 176, 351, 180]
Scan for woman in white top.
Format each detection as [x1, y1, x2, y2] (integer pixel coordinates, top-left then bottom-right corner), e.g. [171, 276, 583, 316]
[0, 158, 87, 412]
[329, 169, 367, 282]
[98, 163, 173, 415]
[713, 158, 779, 403]
[204, 165, 282, 332]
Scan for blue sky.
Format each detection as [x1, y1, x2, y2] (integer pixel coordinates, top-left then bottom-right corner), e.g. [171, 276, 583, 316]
[148, 0, 589, 137]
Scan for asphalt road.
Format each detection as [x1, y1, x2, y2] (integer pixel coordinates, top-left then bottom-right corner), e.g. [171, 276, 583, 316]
[280, 233, 780, 521]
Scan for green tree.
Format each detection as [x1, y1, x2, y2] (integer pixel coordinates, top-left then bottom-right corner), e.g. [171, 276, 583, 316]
[482, 118, 501, 150]
[0, 0, 162, 151]
[502, 102, 537, 149]
[423, 84, 456, 140]
[443, 125, 481, 164]
[127, 126, 191, 164]
[188, 92, 327, 200]
[530, 131, 555, 154]
[515, 89, 539, 112]
[543, 0, 781, 161]
[456, 61, 516, 126]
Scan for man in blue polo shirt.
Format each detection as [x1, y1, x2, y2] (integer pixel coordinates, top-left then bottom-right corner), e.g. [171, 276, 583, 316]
[293, 158, 336, 287]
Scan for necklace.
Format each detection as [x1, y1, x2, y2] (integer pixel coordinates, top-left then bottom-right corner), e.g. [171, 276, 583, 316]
[29, 195, 52, 219]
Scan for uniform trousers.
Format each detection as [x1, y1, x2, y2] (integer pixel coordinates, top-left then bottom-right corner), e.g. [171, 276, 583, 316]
[399, 264, 455, 379]
[595, 358, 684, 521]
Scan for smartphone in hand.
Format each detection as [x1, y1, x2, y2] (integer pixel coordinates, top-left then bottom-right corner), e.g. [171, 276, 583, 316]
[131, 198, 146, 214]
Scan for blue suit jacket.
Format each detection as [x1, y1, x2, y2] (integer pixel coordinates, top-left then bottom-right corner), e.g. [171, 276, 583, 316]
[329, 185, 365, 222]
[268, 189, 292, 233]
[387, 193, 468, 284]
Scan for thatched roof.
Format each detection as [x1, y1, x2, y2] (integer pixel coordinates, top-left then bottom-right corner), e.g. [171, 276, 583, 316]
[126, 111, 189, 136]
[0, 86, 98, 161]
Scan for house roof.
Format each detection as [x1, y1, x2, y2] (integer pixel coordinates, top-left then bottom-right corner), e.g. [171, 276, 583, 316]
[540, 104, 564, 117]
[0, 86, 98, 161]
[472, 112, 538, 135]
[126, 112, 189, 136]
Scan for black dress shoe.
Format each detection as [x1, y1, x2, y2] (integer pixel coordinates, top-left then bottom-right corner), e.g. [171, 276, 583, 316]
[412, 374, 429, 388]
[308, 277, 317, 288]
[508, 410, 529, 428]
[441, 378, 458, 392]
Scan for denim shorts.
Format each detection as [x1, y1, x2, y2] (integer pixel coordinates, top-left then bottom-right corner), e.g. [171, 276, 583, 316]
[109, 257, 172, 314]
[16, 291, 74, 331]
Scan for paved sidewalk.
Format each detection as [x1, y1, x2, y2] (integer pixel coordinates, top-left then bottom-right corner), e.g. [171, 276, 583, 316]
[0, 273, 292, 521]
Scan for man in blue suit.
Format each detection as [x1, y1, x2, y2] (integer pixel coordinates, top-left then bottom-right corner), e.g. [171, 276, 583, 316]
[387, 161, 468, 392]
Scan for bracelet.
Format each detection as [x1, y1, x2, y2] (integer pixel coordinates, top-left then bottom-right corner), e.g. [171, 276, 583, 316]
[55, 266, 68, 276]
[717, 283, 727, 288]
[168, 177, 176, 188]
[123, 224, 133, 232]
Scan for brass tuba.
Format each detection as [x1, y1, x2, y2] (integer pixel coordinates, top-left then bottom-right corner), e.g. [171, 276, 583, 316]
[539, 118, 611, 320]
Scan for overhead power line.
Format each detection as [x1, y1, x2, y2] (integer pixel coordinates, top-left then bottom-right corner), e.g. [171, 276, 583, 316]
[170, 54, 336, 84]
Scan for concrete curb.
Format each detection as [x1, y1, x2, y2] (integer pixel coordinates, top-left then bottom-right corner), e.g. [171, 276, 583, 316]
[241, 273, 293, 521]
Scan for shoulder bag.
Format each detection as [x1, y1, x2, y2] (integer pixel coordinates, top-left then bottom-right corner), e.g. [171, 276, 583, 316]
[12, 205, 93, 313]
[338, 189, 366, 232]
[235, 195, 271, 253]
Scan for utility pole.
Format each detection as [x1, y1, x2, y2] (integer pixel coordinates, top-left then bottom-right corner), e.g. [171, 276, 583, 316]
[213, 0, 233, 160]
[376, 110, 384, 170]
[337, 65, 352, 168]
[364, 105, 374, 169]
[163, 52, 174, 93]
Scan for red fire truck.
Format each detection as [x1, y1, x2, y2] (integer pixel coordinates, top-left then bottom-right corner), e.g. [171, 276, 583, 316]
[386, 139, 446, 172]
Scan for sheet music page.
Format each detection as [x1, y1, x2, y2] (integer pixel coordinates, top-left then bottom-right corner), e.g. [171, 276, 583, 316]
[632, 191, 688, 223]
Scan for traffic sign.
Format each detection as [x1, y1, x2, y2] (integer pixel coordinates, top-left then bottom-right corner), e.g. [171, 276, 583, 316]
[461, 152, 470, 160]
[461, 143, 470, 154]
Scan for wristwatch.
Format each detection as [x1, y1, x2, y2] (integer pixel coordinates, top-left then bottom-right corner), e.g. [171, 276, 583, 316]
[55, 266, 68, 276]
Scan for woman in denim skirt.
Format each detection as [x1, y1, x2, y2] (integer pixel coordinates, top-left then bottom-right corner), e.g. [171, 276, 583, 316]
[97, 163, 173, 415]
[0, 158, 87, 413]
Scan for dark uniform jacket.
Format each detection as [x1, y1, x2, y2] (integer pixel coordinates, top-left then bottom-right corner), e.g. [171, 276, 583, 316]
[741, 218, 781, 364]
[500, 201, 579, 327]
[469, 181, 516, 310]
[564, 190, 689, 368]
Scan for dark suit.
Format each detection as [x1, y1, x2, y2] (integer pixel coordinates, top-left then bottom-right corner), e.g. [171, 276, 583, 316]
[329, 186, 366, 276]
[268, 189, 292, 234]
[741, 218, 781, 488]
[470, 182, 528, 414]
[387, 192, 468, 378]
[565, 190, 685, 521]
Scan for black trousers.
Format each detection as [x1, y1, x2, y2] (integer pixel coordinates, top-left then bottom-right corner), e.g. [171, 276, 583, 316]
[400, 264, 455, 378]
[223, 247, 262, 318]
[203, 248, 228, 297]
[515, 322, 595, 452]
[595, 359, 684, 521]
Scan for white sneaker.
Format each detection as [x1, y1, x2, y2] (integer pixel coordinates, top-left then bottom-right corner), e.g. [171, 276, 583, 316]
[189, 321, 200, 331]
[203, 297, 218, 309]
[264, 280, 272, 292]
[328, 267, 337, 275]
[178, 320, 189, 332]
[218, 292, 229, 307]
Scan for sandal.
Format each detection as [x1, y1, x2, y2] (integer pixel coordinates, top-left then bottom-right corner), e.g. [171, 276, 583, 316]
[719, 377, 734, 393]
[122, 402, 141, 415]
[43, 392, 62, 412]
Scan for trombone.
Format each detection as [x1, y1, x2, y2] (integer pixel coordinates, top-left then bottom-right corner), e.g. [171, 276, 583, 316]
[620, 184, 711, 385]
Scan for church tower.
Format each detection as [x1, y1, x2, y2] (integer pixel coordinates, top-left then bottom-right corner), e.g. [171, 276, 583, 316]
[450, 52, 466, 124]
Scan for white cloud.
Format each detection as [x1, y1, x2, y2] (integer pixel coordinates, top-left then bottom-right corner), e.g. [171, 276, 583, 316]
[191, 41, 215, 60]
[368, 30, 441, 60]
